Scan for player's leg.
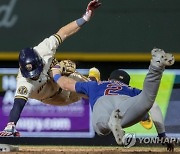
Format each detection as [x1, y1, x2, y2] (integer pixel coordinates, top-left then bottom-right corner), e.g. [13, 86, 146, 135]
[149, 102, 165, 134]
[139, 102, 165, 133]
[120, 48, 174, 128]
[92, 95, 126, 145]
[140, 112, 153, 129]
[92, 96, 113, 136]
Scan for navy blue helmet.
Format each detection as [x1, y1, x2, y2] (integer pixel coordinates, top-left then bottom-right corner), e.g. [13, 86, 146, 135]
[19, 48, 43, 79]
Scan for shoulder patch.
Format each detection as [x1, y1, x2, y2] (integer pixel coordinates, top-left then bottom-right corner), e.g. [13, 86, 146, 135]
[17, 86, 28, 95]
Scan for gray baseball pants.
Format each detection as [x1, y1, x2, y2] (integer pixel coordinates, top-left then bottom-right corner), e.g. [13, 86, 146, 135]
[92, 64, 165, 135]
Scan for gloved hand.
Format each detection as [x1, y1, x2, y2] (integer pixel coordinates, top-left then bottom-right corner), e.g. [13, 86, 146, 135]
[83, 0, 101, 21]
[165, 141, 175, 152]
[59, 60, 76, 76]
[158, 133, 175, 152]
[160, 136, 175, 152]
[0, 122, 20, 137]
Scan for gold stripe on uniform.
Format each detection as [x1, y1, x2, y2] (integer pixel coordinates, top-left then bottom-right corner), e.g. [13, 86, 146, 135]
[15, 96, 28, 101]
[54, 34, 62, 44]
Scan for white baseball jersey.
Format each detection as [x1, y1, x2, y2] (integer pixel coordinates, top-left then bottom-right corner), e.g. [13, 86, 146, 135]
[15, 35, 85, 106]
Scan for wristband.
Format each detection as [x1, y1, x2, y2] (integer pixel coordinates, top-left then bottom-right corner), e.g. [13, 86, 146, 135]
[76, 17, 87, 27]
[53, 74, 61, 83]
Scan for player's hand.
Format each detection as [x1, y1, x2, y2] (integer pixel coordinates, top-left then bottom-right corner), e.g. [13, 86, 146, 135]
[161, 137, 175, 152]
[0, 122, 20, 137]
[165, 142, 175, 152]
[83, 0, 101, 21]
[59, 60, 76, 76]
[164, 139, 175, 152]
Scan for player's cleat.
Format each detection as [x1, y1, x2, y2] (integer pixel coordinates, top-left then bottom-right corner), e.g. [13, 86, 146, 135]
[108, 109, 125, 145]
[151, 48, 175, 67]
[88, 67, 100, 81]
[140, 116, 153, 130]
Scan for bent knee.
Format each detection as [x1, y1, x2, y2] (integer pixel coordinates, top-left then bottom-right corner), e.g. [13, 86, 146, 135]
[95, 122, 111, 136]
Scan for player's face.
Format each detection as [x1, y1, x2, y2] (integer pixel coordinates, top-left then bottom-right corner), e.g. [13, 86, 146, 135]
[30, 75, 40, 81]
[29, 64, 44, 81]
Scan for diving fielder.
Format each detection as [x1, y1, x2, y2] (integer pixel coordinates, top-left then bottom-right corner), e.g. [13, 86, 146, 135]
[52, 48, 175, 151]
[0, 0, 101, 137]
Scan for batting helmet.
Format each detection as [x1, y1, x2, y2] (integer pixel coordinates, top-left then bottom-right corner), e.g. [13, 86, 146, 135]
[109, 69, 130, 85]
[19, 47, 43, 79]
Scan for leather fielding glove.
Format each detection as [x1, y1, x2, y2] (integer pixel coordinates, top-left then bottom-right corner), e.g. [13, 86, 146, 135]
[0, 122, 20, 137]
[83, 0, 101, 21]
[59, 60, 76, 76]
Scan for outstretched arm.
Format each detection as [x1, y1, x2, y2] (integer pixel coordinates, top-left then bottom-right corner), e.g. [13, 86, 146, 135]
[52, 68, 77, 92]
[57, 0, 101, 42]
[0, 98, 26, 137]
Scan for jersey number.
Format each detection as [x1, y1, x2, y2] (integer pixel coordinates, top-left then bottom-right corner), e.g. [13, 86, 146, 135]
[104, 83, 122, 95]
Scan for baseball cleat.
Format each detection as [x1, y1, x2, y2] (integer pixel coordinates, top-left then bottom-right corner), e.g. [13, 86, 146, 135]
[88, 67, 100, 81]
[151, 48, 175, 67]
[108, 109, 124, 145]
[140, 116, 153, 130]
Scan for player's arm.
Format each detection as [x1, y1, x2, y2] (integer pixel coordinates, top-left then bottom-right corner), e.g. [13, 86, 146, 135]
[55, 0, 101, 42]
[0, 98, 27, 137]
[52, 68, 77, 92]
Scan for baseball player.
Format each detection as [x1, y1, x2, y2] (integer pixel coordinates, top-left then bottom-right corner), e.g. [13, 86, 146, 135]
[0, 0, 101, 137]
[88, 67, 153, 130]
[108, 69, 167, 137]
[52, 48, 175, 151]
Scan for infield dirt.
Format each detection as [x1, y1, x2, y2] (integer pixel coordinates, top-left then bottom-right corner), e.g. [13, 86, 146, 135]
[2, 145, 180, 154]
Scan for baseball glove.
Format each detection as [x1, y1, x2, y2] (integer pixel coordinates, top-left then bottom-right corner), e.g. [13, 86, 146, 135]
[59, 60, 76, 76]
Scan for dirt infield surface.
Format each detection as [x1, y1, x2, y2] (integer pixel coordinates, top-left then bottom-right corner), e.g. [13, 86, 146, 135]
[2, 145, 180, 154]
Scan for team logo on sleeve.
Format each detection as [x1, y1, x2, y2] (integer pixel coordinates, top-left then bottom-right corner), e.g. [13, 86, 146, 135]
[17, 86, 28, 95]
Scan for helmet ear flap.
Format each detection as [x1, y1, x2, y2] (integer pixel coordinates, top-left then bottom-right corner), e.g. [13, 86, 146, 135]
[19, 48, 43, 78]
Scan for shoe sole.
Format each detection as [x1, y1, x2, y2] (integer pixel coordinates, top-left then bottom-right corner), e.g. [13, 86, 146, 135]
[108, 109, 124, 145]
[164, 53, 175, 66]
[151, 48, 175, 66]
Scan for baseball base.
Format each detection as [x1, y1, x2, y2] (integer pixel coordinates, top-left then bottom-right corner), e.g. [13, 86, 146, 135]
[0, 144, 19, 152]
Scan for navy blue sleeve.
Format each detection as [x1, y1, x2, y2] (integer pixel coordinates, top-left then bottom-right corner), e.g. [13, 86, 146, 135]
[9, 98, 27, 124]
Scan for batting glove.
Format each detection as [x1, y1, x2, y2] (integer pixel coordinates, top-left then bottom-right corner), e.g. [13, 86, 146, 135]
[83, 0, 101, 21]
[0, 122, 20, 137]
